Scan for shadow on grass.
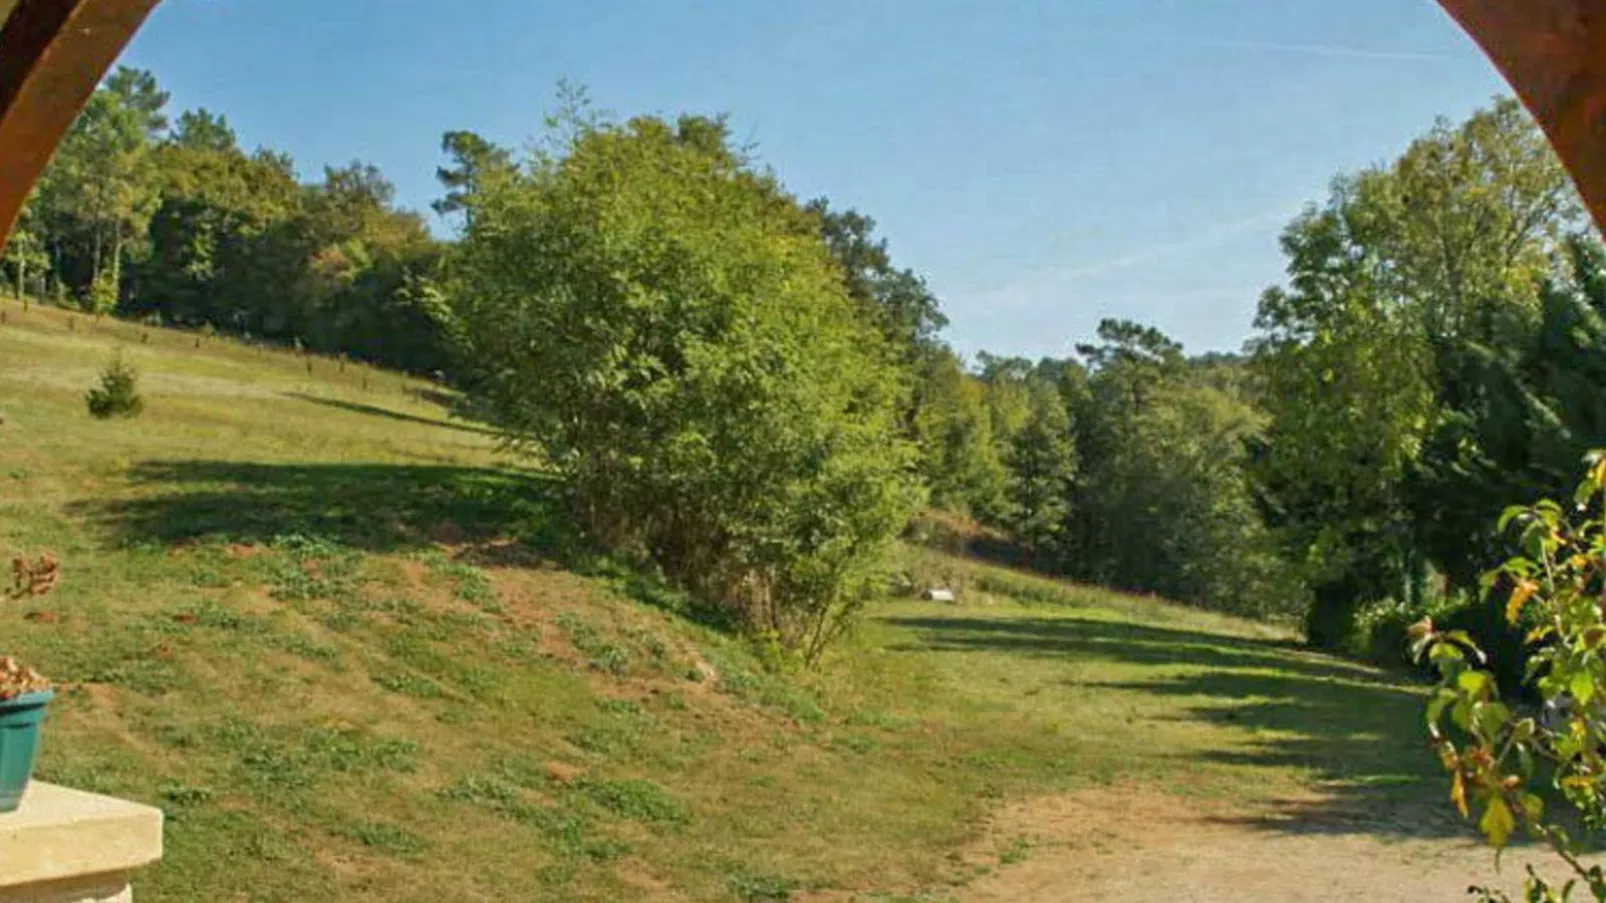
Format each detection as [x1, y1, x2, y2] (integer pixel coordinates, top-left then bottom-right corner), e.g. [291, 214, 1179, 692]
[406, 386, 461, 410]
[887, 614, 1491, 841]
[888, 615, 1362, 683]
[72, 459, 740, 632]
[285, 393, 501, 439]
[73, 460, 575, 555]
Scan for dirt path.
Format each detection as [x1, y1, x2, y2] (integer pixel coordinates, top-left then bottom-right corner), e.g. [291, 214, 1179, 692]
[957, 787, 1584, 902]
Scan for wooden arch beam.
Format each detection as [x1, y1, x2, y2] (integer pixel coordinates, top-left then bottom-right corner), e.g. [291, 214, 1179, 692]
[0, 0, 159, 256]
[1437, 0, 1606, 233]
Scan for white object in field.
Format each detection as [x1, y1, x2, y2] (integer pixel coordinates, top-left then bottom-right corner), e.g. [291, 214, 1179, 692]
[922, 587, 957, 603]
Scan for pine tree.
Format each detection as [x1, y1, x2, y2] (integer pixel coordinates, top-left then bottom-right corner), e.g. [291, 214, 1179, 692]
[1005, 382, 1077, 560]
[85, 352, 143, 419]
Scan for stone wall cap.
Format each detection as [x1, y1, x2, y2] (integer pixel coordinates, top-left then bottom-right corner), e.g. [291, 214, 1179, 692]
[0, 783, 163, 887]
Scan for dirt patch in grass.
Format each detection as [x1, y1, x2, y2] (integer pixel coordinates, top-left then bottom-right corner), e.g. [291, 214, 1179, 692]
[615, 860, 685, 900]
[948, 785, 1593, 903]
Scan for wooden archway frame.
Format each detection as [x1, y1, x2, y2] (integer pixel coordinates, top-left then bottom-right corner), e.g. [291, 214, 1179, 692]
[0, 0, 1602, 256]
[1438, 1, 1606, 232]
[0, 0, 161, 256]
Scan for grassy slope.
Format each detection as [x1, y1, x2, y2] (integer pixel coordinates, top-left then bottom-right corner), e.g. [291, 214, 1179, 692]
[0, 300, 1449, 902]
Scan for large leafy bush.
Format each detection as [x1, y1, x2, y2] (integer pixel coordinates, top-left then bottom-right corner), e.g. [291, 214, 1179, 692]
[447, 112, 920, 661]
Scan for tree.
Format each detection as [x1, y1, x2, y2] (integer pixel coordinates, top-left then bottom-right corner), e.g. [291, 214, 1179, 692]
[1019, 320, 1302, 618]
[1249, 98, 1582, 646]
[1004, 381, 1076, 559]
[49, 66, 169, 309]
[1408, 235, 1606, 612]
[171, 108, 236, 154]
[807, 199, 948, 368]
[85, 353, 143, 419]
[975, 352, 1037, 456]
[912, 348, 1009, 518]
[16, 68, 451, 374]
[2, 193, 46, 300]
[137, 114, 299, 327]
[433, 130, 513, 229]
[448, 109, 920, 661]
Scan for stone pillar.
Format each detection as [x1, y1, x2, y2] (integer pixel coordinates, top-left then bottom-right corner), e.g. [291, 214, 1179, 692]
[0, 783, 163, 902]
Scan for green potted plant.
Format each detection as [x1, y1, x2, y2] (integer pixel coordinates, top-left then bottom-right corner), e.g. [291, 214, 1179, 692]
[1, 555, 59, 813]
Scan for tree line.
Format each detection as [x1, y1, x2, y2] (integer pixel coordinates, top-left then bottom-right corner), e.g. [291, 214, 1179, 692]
[4, 68, 451, 375]
[10, 68, 1604, 664]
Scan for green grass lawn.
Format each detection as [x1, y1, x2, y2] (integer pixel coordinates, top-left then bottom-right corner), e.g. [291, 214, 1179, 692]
[0, 299, 1453, 902]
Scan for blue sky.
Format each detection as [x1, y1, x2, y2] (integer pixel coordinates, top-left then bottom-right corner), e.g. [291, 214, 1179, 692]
[120, 0, 1510, 359]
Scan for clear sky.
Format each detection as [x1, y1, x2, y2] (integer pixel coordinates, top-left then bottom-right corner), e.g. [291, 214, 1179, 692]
[119, 0, 1511, 360]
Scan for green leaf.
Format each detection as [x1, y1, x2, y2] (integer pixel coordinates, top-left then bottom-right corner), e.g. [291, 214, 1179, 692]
[1476, 701, 1514, 735]
[1522, 523, 1548, 559]
[1516, 744, 1535, 779]
[1443, 630, 1488, 664]
[1498, 505, 1530, 533]
[1527, 657, 1552, 683]
[1458, 670, 1492, 698]
[1480, 796, 1516, 849]
[1432, 642, 1467, 666]
[1427, 690, 1455, 728]
[1478, 569, 1501, 598]
[1519, 793, 1543, 823]
[1410, 633, 1435, 663]
[1576, 475, 1601, 507]
[1570, 670, 1596, 706]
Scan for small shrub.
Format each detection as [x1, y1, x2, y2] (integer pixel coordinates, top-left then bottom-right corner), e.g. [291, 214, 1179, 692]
[301, 729, 419, 774]
[1353, 590, 1529, 693]
[349, 821, 428, 858]
[85, 353, 144, 419]
[159, 782, 213, 807]
[554, 613, 631, 675]
[372, 673, 445, 699]
[998, 835, 1033, 865]
[577, 778, 686, 824]
[832, 733, 880, 755]
[437, 774, 520, 806]
[844, 710, 900, 728]
[565, 723, 642, 756]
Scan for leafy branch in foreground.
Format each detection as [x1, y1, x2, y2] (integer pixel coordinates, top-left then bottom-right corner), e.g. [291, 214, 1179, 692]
[1416, 452, 1606, 902]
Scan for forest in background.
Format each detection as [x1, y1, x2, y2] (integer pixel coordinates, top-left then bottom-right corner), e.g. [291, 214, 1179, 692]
[8, 68, 1606, 670]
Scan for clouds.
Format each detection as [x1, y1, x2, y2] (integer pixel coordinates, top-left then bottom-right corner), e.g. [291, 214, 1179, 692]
[1193, 38, 1454, 64]
[1028, 208, 1293, 285]
[965, 207, 1291, 304]
[939, 207, 1298, 358]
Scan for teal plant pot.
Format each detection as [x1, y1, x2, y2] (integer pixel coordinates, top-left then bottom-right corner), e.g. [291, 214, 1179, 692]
[0, 689, 53, 814]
